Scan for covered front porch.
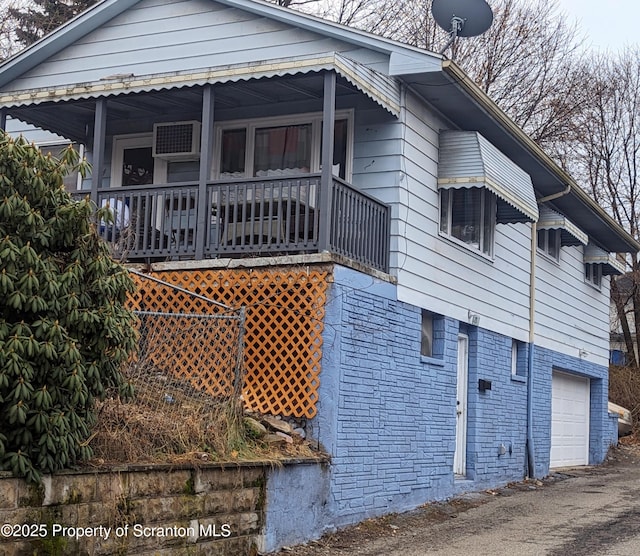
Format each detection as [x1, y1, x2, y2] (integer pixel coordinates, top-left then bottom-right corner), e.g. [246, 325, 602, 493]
[90, 173, 388, 270]
[2, 65, 393, 272]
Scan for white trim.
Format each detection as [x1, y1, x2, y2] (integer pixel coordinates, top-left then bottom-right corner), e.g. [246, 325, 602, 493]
[35, 139, 70, 147]
[454, 334, 469, 477]
[110, 133, 167, 187]
[0, 55, 400, 116]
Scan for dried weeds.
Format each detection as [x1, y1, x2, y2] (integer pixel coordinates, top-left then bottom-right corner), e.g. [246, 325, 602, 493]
[87, 373, 322, 467]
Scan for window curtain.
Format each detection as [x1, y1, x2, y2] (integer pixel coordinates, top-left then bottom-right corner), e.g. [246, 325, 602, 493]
[254, 124, 311, 176]
[221, 129, 247, 177]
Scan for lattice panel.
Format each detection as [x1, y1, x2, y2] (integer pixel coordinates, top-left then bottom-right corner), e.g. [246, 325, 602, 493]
[127, 276, 242, 404]
[128, 268, 328, 418]
[139, 313, 241, 398]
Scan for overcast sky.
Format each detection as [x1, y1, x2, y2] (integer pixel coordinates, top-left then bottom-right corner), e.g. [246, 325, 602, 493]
[554, 0, 639, 51]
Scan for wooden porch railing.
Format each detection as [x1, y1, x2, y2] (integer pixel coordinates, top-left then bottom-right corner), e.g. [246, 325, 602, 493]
[82, 175, 389, 272]
[330, 177, 390, 272]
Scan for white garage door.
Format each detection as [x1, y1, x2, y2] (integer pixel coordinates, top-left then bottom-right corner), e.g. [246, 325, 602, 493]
[550, 371, 590, 468]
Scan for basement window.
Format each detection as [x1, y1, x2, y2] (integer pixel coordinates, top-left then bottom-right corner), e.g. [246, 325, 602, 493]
[511, 339, 527, 378]
[421, 310, 444, 360]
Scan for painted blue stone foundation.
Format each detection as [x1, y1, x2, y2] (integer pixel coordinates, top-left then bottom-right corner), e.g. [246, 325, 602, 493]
[311, 265, 616, 530]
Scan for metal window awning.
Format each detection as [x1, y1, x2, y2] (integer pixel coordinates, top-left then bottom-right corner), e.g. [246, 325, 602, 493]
[538, 206, 588, 246]
[584, 244, 625, 275]
[437, 130, 539, 224]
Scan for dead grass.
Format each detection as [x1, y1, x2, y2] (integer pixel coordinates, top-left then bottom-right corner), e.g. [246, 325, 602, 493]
[90, 396, 236, 465]
[609, 365, 640, 415]
[87, 377, 321, 467]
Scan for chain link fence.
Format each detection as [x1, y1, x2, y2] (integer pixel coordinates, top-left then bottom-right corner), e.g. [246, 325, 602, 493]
[91, 271, 246, 463]
[129, 309, 245, 408]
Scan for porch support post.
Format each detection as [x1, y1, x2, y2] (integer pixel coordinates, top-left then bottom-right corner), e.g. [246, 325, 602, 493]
[196, 84, 215, 259]
[0, 108, 7, 131]
[318, 70, 336, 252]
[91, 98, 107, 204]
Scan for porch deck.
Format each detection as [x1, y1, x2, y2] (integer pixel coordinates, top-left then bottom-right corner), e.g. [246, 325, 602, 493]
[91, 174, 390, 272]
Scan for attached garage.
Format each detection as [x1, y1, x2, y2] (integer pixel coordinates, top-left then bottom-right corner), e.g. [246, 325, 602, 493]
[550, 371, 590, 468]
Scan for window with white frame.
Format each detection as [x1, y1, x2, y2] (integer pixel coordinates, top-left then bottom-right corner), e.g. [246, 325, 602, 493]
[511, 339, 526, 377]
[110, 134, 167, 187]
[537, 228, 561, 261]
[421, 309, 445, 359]
[439, 187, 496, 256]
[215, 112, 352, 180]
[585, 263, 602, 288]
[421, 310, 434, 357]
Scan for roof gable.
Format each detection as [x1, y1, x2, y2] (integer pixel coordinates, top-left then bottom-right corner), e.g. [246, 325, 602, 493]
[0, 0, 441, 93]
[5, 0, 368, 92]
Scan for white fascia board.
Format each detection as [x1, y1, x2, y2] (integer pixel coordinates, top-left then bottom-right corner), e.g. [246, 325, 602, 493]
[388, 51, 442, 76]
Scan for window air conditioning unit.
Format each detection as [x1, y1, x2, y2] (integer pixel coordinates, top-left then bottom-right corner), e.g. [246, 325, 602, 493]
[153, 121, 201, 160]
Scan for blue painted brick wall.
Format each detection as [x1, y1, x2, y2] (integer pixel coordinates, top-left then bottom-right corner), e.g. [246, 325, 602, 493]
[531, 346, 613, 477]
[464, 327, 529, 484]
[314, 267, 458, 527]
[313, 265, 613, 530]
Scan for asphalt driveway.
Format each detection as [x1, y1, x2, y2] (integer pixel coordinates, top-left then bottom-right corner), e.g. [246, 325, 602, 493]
[269, 444, 640, 556]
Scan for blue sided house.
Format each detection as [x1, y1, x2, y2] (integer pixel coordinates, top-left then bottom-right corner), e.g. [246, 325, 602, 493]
[1, 0, 637, 549]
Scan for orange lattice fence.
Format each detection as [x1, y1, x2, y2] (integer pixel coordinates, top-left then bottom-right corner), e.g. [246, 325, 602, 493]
[127, 267, 328, 418]
[127, 273, 242, 402]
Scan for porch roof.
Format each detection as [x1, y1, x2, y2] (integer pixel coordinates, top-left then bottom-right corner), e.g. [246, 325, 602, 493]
[0, 53, 400, 117]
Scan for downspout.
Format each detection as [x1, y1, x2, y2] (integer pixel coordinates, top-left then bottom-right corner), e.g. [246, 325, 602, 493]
[537, 185, 571, 205]
[527, 221, 537, 478]
[526, 184, 571, 478]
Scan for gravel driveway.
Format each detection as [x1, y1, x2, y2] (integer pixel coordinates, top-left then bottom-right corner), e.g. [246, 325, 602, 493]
[267, 444, 640, 556]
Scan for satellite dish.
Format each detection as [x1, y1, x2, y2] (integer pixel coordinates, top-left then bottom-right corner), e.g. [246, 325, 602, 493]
[432, 0, 493, 55]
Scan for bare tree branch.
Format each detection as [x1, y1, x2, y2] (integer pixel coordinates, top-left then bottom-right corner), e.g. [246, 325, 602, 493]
[0, 0, 27, 61]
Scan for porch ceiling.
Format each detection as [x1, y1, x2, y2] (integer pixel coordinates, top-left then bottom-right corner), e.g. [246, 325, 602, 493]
[6, 73, 367, 145]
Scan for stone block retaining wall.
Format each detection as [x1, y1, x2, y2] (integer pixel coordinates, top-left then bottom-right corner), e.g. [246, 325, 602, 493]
[0, 460, 321, 555]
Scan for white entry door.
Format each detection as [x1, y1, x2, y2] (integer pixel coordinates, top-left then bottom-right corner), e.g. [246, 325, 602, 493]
[454, 334, 469, 476]
[551, 371, 590, 468]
